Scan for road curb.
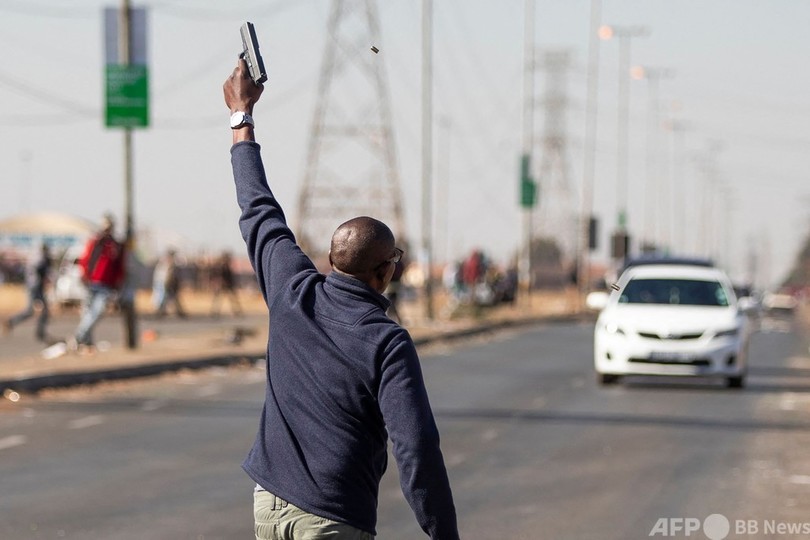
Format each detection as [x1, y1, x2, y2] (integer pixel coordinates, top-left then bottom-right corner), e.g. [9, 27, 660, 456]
[1, 313, 594, 394]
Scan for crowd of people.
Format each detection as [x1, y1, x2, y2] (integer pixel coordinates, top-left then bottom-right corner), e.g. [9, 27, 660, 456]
[2, 230, 525, 349]
[2, 211, 525, 355]
[442, 249, 519, 309]
[1, 214, 249, 352]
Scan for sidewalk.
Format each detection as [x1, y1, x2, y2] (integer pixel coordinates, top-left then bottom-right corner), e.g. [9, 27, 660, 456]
[1, 286, 589, 395]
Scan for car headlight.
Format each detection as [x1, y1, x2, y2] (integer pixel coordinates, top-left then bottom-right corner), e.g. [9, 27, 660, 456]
[714, 327, 739, 339]
[603, 322, 625, 335]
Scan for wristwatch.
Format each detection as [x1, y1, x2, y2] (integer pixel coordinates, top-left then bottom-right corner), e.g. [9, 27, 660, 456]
[230, 111, 254, 129]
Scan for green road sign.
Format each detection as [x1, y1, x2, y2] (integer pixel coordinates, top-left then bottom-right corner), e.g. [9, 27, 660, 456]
[105, 65, 149, 128]
[519, 154, 537, 208]
[521, 178, 537, 208]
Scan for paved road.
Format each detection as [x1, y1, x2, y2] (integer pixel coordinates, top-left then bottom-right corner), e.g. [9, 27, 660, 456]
[1, 321, 809, 539]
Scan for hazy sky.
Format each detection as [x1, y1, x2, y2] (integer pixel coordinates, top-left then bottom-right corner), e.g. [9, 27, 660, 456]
[1, 0, 808, 288]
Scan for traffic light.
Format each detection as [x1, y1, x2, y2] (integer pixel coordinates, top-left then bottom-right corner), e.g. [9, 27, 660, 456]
[588, 217, 599, 250]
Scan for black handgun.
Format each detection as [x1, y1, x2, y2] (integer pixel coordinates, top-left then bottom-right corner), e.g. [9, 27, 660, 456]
[240, 22, 267, 85]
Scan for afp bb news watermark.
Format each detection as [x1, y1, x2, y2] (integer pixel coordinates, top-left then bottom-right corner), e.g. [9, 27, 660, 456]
[649, 514, 810, 538]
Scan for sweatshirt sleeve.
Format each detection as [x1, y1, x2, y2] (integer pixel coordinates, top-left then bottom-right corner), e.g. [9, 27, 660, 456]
[378, 336, 460, 540]
[230, 141, 316, 304]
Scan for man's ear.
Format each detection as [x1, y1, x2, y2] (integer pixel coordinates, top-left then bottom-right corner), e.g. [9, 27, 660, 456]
[374, 261, 394, 287]
[328, 250, 334, 268]
[374, 263, 390, 283]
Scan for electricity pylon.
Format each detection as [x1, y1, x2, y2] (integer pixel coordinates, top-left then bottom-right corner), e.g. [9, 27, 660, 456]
[535, 49, 577, 259]
[296, 0, 405, 258]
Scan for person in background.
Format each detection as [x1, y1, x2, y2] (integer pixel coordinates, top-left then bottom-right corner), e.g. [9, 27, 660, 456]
[3, 243, 52, 343]
[153, 249, 186, 319]
[384, 251, 406, 324]
[210, 250, 243, 318]
[224, 58, 459, 539]
[69, 213, 125, 351]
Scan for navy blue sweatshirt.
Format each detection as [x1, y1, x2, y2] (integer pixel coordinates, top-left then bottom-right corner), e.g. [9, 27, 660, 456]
[231, 141, 459, 539]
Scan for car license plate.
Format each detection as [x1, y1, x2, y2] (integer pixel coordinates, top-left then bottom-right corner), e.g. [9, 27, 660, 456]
[649, 352, 695, 363]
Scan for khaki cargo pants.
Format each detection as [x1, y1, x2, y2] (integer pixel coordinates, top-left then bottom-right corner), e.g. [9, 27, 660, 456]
[254, 487, 374, 540]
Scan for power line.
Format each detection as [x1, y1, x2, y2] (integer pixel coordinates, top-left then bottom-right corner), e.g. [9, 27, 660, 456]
[0, 69, 96, 116]
[151, 0, 303, 20]
[0, 0, 303, 19]
[0, 0, 95, 19]
[0, 113, 94, 126]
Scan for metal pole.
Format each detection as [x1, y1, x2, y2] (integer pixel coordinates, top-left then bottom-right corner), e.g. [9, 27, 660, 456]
[578, 0, 602, 299]
[616, 35, 630, 230]
[606, 26, 648, 245]
[421, 0, 434, 319]
[642, 71, 660, 248]
[119, 0, 138, 349]
[438, 116, 451, 265]
[671, 120, 686, 253]
[520, 0, 535, 304]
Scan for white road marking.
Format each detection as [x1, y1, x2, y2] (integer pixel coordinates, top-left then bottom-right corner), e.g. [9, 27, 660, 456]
[788, 475, 810, 485]
[532, 396, 547, 408]
[0, 435, 28, 450]
[196, 384, 221, 397]
[780, 396, 796, 411]
[445, 453, 467, 467]
[141, 399, 168, 412]
[68, 415, 105, 430]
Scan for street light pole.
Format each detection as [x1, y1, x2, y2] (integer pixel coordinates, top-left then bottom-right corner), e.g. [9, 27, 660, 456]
[578, 0, 603, 298]
[520, 0, 536, 304]
[119, 0, 138, 349]
[421, 0, 434, 320]
[600, 25, 648, 259]
[668, 117, 688, 253]
[438, 116, 452, 265]
[632, 65, 674, 251]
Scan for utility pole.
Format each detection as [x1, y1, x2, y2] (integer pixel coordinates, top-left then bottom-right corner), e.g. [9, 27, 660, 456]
[695, 140, 722, 259]
[421, 0, 434, 319]
[519, 0, 537, 304]
[632, 65, 673, 251]
[119, 0, 137, 349]
[600, 24, 648, 261]
[667, 115, 688, 254]
[437, 116, 452, 265]
[577, 0, 602, 299]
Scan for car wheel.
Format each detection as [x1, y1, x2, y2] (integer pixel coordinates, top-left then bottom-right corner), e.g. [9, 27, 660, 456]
[598, 373, 620, 385]
[726, 375, 745, 389]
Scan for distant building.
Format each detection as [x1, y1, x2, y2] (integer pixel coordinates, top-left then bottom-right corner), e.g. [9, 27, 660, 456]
[0, 212, 96, 260]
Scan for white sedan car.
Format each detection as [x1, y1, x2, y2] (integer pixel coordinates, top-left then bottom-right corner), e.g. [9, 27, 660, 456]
[588, 262, 753, 388]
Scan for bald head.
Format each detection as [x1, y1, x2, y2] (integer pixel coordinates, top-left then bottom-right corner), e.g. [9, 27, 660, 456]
[329, 216, 396, 277]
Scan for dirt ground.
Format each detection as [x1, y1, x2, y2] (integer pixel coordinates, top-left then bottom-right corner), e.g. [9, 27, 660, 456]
[0, 283, 585, 325]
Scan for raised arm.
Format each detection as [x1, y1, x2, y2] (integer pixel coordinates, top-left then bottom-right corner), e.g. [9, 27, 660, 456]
[224, 59, 315, 304]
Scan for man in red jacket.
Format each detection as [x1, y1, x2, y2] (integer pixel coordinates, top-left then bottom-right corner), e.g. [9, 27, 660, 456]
[70, 213, 125, 351]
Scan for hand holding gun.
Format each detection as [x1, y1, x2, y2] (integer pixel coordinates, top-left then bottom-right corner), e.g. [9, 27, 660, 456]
[240, 22, 267, 85]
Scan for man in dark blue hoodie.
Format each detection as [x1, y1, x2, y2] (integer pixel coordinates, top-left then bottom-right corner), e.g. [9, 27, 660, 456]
[224, 59, 459, 540]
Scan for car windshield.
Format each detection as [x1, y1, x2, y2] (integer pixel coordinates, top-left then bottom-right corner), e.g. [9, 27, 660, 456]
[618, 278, 730, 306]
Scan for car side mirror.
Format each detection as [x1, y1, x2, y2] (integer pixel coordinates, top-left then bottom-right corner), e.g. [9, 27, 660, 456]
[586, 291, 610, 311]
